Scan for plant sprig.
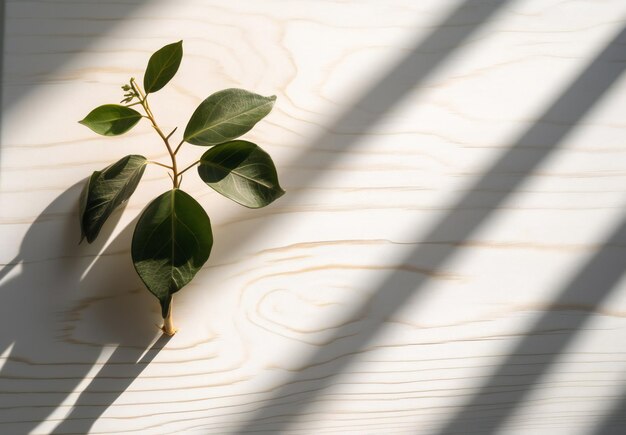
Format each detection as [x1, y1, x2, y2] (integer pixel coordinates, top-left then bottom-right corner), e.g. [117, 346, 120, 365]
[78, 40, 284, 335]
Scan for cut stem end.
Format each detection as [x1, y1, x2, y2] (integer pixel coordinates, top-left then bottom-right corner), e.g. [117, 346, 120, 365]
[161, 301, 177, 336]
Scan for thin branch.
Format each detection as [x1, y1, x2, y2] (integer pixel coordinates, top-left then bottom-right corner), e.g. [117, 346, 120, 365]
[148, 160, 173, 170]
[129, 77, 146, 101]
[166, 127, 178, 141]
[178, 160, 200, 177]
[130, 77, 179, 188]
[174, 139, 185, 155]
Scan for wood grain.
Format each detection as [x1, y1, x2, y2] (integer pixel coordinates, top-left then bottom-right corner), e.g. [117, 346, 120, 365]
[1, 0, 626, 433]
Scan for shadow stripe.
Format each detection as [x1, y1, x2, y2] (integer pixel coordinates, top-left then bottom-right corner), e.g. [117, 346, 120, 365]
[233, 25, 626, 435]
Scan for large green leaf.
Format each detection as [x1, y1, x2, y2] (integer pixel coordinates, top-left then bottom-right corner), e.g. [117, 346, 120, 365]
[183, 89, 276, 146]
[143, 40, 183, 94]
[198, 140, 284, 208]
[80, 155, 147, 243]
[79, 104, 142, 136]
[132, 189, 213, 317]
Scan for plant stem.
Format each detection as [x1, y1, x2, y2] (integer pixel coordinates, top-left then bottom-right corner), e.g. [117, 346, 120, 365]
[178, 160, 200, 177]
[129, 79, 191, 334]
[130, 77, 180, 188]
[162, 298, 177, 336]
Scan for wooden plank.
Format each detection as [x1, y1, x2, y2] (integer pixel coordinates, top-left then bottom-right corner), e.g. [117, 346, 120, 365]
[1, 0, 625, 433]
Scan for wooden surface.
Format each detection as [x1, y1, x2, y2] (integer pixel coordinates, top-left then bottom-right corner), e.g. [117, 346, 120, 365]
[1, 0, 626, 433]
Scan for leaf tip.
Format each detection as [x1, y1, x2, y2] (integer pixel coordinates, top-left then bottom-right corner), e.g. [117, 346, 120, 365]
[79, 233, 96, 244]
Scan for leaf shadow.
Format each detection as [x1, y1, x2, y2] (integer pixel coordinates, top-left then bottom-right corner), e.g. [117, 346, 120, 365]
[0, 182, 165, 434]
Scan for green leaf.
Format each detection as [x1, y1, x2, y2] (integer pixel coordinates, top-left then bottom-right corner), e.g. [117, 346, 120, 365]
[80, 155, 147, 243]
[79, 171, 100, 240]
[79, 104, 142, 136]
[131, 189, 213, 317]
[143, 40, 183, 94]
[198, 140, 285, 208]
[183, 89, 276, 146]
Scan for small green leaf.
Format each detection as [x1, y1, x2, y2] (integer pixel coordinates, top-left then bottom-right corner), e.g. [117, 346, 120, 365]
[198, 140, 284, 208]
[132, 189, 213, 317]
[80, 155, 147, 243]
[79, 104, 142, 136]
[183, 89, 276, 146]
[143, 40, 183, 94]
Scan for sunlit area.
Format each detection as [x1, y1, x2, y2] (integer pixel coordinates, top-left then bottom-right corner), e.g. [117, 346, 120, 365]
[0, 0, 625, 433]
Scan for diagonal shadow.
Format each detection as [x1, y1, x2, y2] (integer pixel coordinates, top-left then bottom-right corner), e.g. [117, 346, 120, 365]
[0, 2, 177, 430]
[51, 334, 171, 434]
[209, 0, 514, 262]
[1, 1, 622, 432]
[593, 387, 626, 435]
[0, 2, 485, 430]
[231, 26, 626, 434]
[433, 216, 626, 435]
[2, 0, 153, 110]
[0, 0, 154, 174]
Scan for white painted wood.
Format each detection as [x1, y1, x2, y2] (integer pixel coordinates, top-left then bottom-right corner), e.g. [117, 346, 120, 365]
[1, 0, 626, 433]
